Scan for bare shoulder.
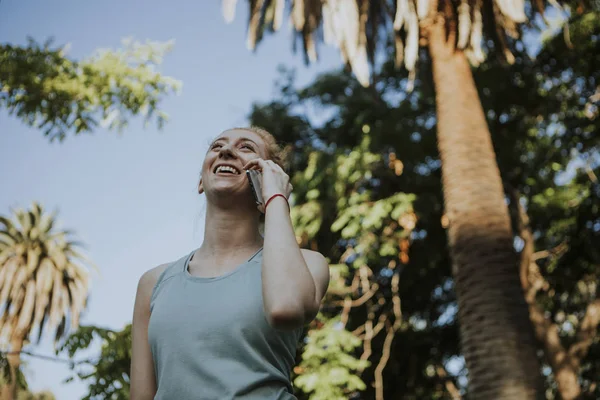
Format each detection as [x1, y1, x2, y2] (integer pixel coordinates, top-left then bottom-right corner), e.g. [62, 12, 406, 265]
[300, 249, 328, 267]
[137, 263, 171, 296]
[300, 249, 330, 295]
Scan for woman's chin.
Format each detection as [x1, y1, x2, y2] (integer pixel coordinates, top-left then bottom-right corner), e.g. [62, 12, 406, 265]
[206, 187, 252, 205]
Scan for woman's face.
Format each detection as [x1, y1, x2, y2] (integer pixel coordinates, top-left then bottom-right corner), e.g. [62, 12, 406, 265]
[199, 129, 268, 198]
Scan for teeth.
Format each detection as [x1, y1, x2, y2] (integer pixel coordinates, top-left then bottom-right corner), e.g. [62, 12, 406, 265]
[216, 165, 239, 174]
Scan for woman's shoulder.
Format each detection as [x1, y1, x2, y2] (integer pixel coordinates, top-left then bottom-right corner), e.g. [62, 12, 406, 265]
[137, 252, 190, 294]
[299, 248, 327, 264]
[147, 249, 195, 281]
[137, 263, 172, 296]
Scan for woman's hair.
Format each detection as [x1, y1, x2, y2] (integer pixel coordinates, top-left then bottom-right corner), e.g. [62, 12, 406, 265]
[228, 126, 289, 170]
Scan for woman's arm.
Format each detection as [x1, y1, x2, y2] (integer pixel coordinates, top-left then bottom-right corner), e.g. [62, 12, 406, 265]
[262, 196, 330, 330]
[130, 265, 166, 399]
[245, 158, 330, 331]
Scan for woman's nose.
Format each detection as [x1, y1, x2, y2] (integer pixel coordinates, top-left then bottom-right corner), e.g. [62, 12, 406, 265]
[218, 144, 236, 158]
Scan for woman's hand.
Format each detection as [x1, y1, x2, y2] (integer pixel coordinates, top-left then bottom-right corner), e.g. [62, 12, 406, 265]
[244, 158, 292, 213]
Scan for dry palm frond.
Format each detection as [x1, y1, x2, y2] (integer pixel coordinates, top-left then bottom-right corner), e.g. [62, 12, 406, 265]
[223, 0, 239, 23]
[403, 0, 419, 75]
[272, 0, 286, 31]
[0, 202, 93, 349]
[247, 0, 267, 50]
[457, 0, 471, 49]
[493, 2, 517, 64]
[292, 0, 305, 31]
[225, 0, 565, 87]
[470, 0, 486, 64]
[395, 31, 405, 67]
[416, 0, 430, 19]
[494, 0, 527, 23]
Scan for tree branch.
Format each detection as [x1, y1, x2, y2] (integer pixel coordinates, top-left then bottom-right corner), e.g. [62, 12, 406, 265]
[511, 187, 599, 400]
[0, 350, 94, 366]
[374, 322, 396, 400]
[436, 364, 462, 400]
[569, 299, 600, 361]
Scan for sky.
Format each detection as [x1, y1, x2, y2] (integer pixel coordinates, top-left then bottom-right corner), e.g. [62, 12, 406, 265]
[0, 1, 342, 398]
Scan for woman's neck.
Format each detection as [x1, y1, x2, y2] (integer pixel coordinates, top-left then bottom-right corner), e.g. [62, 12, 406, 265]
[199, 202, 263, 255]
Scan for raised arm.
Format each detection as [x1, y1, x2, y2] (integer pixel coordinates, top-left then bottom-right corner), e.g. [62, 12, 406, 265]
[130, 264, 167, 400]
[244, 158, 330, 331]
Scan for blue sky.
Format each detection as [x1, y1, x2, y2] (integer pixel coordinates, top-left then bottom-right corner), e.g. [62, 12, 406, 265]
[0, 1, 341, 398]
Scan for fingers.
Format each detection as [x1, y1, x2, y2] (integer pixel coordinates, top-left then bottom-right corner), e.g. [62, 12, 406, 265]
[243, 158, 267, 171]
[265, 159, 284, 173]
[244, 158, 284, 173]
[244, 158, 292, 197]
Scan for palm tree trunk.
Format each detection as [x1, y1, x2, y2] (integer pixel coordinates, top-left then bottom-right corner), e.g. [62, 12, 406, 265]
[427, 13, 541, 400]
[2, 337, 23, 400]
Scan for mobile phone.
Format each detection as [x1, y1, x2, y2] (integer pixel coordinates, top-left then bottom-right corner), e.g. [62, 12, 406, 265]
[246, 169, 264, 206]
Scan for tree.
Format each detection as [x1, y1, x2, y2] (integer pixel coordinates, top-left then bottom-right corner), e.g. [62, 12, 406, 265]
[0, 37, 182, 142]
[223, 1, 593, 398]
[0, 363, 55, 400]
[0, 366, 55, 400]
[497, 12, 600, 399]
[0, 203, 93, 400]
[59, 324, 132, 400]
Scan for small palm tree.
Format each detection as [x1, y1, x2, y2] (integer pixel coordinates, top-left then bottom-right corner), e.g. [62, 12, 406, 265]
[0, 203, 92, 400]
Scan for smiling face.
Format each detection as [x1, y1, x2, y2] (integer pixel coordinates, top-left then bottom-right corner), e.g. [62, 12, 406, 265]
[198, 129, 268, 199]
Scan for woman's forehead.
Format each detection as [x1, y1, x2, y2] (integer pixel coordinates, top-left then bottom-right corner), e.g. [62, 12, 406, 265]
[215, 129, 263, 144]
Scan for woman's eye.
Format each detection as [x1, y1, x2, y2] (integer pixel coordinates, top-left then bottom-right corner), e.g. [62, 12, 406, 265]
[241, 144, 254, 151]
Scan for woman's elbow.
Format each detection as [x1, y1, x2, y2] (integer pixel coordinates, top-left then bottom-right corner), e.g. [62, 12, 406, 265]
[266, 301, 320, 331]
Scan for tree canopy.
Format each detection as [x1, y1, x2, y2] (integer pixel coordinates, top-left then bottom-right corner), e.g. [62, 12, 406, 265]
[0, 37, 181, 142]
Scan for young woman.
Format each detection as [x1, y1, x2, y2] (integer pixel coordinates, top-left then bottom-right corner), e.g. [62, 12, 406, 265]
[130, 127, 330, 399]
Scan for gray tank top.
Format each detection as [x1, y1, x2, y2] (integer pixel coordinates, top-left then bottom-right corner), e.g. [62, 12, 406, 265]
[148, 248, 303, 400]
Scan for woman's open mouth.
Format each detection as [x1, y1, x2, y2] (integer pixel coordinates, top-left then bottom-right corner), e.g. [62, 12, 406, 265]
[213, 164, 241, 175]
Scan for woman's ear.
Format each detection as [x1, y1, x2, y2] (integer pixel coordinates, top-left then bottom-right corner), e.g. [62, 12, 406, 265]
[198, 177, 204, 194]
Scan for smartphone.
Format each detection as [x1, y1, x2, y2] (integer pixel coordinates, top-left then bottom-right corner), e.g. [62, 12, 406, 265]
[246, 169, 264, 206]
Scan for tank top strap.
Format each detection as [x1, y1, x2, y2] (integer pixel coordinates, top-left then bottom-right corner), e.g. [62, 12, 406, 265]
[150, 252, 193, 312]
[180, 249, 196, 272]
[248, 247, 263, 262]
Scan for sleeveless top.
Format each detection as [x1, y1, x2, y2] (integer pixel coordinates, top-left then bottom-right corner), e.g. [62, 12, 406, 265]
[148, 248, 303, 400]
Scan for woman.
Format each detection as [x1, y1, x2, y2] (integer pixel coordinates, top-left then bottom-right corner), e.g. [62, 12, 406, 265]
[130, 127, 330, 400]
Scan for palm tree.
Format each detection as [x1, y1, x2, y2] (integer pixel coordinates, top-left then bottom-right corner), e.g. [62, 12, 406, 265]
[0, 203, 91, 400]
[221, 0, 577, 398]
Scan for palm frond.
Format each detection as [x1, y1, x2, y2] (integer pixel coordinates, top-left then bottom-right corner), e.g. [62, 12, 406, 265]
[0, 203, 93, 351]
[0, 260, 18, 310]
[223, 0, 239, 23]
[224, 0, 566, 86]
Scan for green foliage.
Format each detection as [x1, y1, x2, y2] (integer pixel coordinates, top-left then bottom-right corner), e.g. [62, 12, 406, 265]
[0, 37, 181, 141]
[59, 324, 131, 400]
[295, 318, 369, 400]
[16, 390, 55, 400]
[0, 354, 27, 391]
[0, 355, 54, 399]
